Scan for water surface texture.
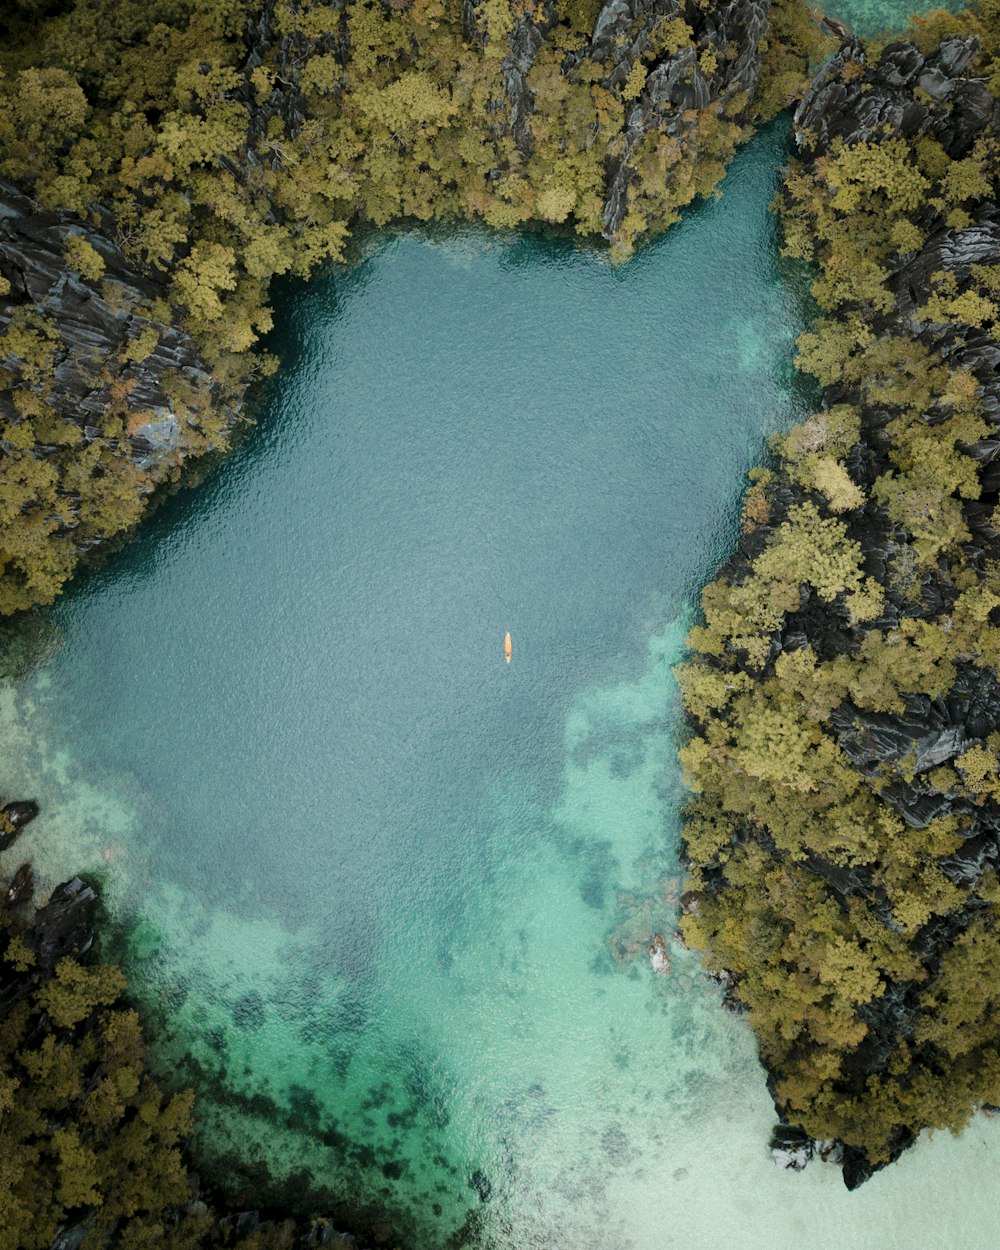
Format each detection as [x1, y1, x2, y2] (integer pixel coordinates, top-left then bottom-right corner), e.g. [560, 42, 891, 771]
[823, 0, 967, 38]
[4, 122, 1000, 1250]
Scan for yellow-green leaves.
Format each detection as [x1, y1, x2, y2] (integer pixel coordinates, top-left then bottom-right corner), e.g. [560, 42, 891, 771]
[63, 234, 106, 283]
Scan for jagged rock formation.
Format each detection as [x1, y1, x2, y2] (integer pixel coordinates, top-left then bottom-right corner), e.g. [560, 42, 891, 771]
[240, 0, 315, 153]
[794, 34, 995, 156]
[790, 33, 1000, 856]
[0, 180, 224, 472]
[678, 20, 1000, 1188]
[465, 0, 773, 233]
[572, 0, 771, 236]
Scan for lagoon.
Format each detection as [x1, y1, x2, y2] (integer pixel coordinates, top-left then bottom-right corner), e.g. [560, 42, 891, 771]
[3, 100, 999, 1250]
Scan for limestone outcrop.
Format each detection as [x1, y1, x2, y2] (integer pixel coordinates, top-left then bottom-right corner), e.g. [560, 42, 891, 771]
[0, 179, 224, 473]
[680, 24, 1000, 1188]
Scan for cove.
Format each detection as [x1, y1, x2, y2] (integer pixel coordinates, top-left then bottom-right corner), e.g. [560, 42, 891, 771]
[3, 117, 1000, 1250]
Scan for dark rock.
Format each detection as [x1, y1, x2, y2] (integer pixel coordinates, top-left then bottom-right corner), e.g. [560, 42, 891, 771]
[820, 15, 852, 42]
[879, 782, 957, 829]
[769, 1124, 812, 1170]
[877, 41, 924, 88]
[934, 35, 980, 79]
[29, 878, 96, 970]
[841, 1144, 872, 1190]
[46, 1223, 90, 1250]
[567, 0, 770, 237]
[0, 179, 228, 485]
[804, 854, 873, 900]
[940, 829, 1000, 887]
[793, 36, 994, 161]
[300, 1226, 357, 1249]
[0, 800, 38, 851]
[5, 861, 34, 906]
[842, 1128, 916, 1190]
[895, 216, 1000, 314]
[1, 799, 39, 829]
[502, 2, 557, 153]
[239, 0, 325, 153]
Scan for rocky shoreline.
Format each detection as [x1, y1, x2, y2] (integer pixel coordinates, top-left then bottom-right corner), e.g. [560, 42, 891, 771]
[677, 12, 1000, 1188]
[0, 808, 369, 1250]
[0, 0, 813, 611]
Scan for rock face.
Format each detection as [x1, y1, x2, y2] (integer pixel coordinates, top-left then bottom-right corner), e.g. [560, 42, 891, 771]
[794, 35, 996, 157]
[28, 876, 98, 969]
[565, 0, 771, 236]
[240, 0, 317, 153]
[790, 39, 1000, 909]
[0, 179, 224, 473]
[696, 32, 1000, 1188]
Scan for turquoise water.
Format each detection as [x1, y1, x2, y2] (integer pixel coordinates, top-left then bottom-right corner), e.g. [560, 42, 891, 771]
[822, 0, 968, 38]
[4, 117, 1000, 1250]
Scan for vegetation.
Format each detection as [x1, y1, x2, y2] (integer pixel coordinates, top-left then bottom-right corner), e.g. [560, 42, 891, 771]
[0, 877, 370, 1249]
[677, 7, 1000, 1178]
[0, 0, 815, 615]
[10, 0, 1000, 1210]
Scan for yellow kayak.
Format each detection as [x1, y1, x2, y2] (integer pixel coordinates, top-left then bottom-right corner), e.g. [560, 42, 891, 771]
[504, 631, 512, 663]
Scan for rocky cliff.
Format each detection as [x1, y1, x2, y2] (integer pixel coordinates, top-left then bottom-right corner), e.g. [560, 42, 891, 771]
[678, 15, 1000, 1188]
[0, 179, 225, 472]
[569, 0, 771, 236]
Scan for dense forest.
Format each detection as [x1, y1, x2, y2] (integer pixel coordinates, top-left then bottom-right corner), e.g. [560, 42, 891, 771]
[676, 3, 1000, 1187]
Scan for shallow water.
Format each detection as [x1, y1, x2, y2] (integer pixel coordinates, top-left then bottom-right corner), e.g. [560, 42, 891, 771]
[3, 112, 1000, 1250]
[822, 0, 967, 38]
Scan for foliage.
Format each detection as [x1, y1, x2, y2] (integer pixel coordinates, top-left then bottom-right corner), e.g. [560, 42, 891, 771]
[0, 888, 366, 1249]
[0, 0, 816, 614]
[677, 18, 1000, 1173]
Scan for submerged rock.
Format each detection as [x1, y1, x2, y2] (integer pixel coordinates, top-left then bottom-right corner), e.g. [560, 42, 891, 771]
[5, 861, 34, 906]
[647, 932, 671, 974]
